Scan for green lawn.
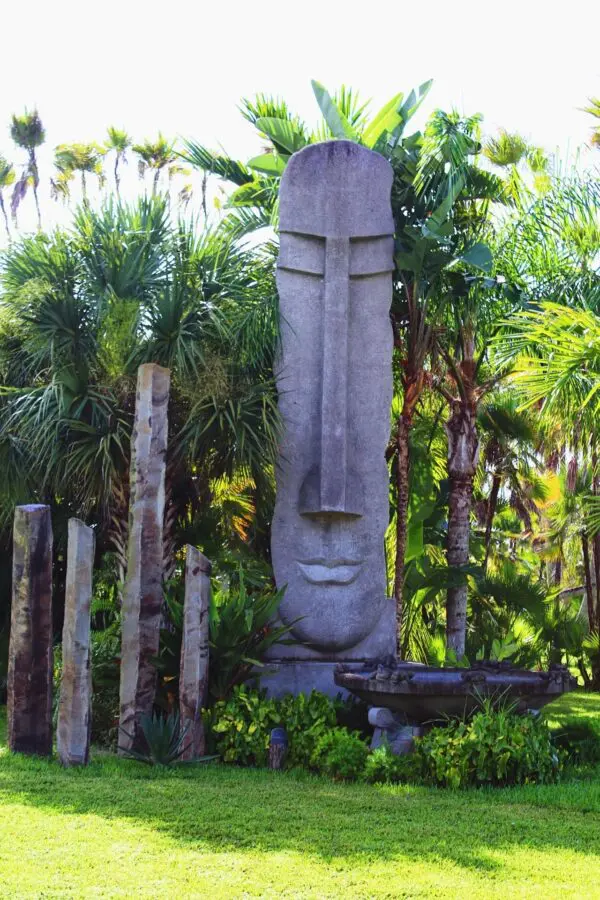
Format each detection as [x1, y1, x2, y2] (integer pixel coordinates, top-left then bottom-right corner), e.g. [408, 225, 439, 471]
[1, 695, 600, 899]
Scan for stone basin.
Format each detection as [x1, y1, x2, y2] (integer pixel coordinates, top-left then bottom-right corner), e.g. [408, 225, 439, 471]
[334, 659, 578, 723]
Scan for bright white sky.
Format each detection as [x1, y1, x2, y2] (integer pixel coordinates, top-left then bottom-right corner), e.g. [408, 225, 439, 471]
[0, 0, 598, 240]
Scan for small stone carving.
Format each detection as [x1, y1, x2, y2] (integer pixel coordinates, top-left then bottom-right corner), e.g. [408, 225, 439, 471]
[57, 518, 95, 766]
[119, 363, 170, 754]
[179, 545, 211, 760]
[7, 504, 53, 756]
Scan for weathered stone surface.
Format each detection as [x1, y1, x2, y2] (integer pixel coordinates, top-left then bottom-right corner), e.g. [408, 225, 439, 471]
[7, 504, 53, 756]
[57, 518, 94, 766]
[119, 363, 170, 754]
[179, 545, 210, 760]
[270, 140, 396, 678]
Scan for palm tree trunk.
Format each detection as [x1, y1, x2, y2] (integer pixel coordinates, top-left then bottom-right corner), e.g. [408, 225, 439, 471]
[0, 194, 10, 242]
[483, 470, 502, 570]
[582, 533, 595, 630]
[152, 169, 160, 196]
[81, 171, 88, 203]
[29, 151, 42, 230]
[394, 413, 411, 655]
[114, 157, 120, 198]
[445, 398, 480, 659]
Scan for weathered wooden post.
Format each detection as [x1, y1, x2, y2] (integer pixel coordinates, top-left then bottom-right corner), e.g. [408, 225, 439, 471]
[57, 518, 95, 766]
[7, 504, 53, 756]
[119, 363, 170, 755]
[179, 546, 211, 760]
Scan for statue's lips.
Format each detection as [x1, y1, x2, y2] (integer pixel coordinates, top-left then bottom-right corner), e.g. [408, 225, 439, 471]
[296, 559, 363, 585]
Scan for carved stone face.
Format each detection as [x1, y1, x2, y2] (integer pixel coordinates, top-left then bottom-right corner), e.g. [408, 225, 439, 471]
[271, 141, 394, 654]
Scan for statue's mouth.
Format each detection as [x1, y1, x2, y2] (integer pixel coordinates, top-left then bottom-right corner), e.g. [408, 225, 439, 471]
[297, 559, 363, 585]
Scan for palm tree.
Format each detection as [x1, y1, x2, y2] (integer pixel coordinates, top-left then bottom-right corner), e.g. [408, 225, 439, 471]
[0, 197, 280, 583]
[105, 127, 131, 197]
[54, 143, 105, 202]
[0, 157, 15, 242]
[477, 394, 543, 570]
[484, 129, 550, 204]
[132, 135, 176, 195]
[10, 109, 45, 229]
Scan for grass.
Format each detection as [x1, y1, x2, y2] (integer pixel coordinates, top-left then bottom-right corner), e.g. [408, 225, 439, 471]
[0, 694, 600, 898]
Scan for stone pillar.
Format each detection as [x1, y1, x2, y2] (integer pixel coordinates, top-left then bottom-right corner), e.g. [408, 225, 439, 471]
[119, 363, 170, 754]
[179, 546, 211, 760]
[57, 518, 95, 766]
[7, 504, 53, 756]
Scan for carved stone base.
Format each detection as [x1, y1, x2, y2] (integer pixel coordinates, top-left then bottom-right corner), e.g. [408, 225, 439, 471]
[368, 707, 422, 755]
[261, 661, 351, 699]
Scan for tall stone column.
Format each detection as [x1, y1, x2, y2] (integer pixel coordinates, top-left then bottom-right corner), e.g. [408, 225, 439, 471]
[119, 363, 170, 754]
[179, 546, 211, 760]
[7, 504, 53, 756]
[57, 518, 95, 766]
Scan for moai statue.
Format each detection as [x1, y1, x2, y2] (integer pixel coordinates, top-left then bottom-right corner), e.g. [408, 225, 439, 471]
[8, 504, 53, 755]
[119, 363, 170, 754]
[267, 140, 396, 696]
[179, 546, 211, 760]
[57, 518, 95, 766]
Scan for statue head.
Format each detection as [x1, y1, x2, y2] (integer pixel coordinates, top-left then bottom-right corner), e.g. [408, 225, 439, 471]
[271, 140, 394, 653]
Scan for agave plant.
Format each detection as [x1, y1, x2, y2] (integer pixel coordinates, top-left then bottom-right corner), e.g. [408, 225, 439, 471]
[120, 711, 217, 766]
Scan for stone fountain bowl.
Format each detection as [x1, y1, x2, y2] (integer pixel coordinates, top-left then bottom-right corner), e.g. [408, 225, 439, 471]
[334, 659, 578, 723]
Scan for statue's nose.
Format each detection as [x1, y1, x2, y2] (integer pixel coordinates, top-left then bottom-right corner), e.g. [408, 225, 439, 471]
[299, 236, 364, 519]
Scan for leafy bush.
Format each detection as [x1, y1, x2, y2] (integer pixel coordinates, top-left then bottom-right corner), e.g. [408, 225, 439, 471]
[311, 728, 369, 781]
[208, 572, 295, 702]
[207, 687, 342, 769]
[363, 742, 418, 784]
[414, 701, 562, 788]
[155, 568, 296, 706]
[207, 687, 280, 766]
[278, 690, 337, 767]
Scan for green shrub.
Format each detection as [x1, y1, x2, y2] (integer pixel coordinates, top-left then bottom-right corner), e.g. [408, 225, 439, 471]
[414, 704, 562, 788]
[363, 743, 418, 784]
[207, 687, 280, 766]
[207, 687, 344, 769]
[311, 727, 369, 781]
[278, 690, 338, 768]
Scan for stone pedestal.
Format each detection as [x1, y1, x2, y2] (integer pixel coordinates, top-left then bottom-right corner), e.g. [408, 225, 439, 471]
[7, 504, 53, 756]
[57, 518, 95, 766]
[368, 707, 422, 755]
[179, 546, 210, 760]
[119, 363, 170, 754]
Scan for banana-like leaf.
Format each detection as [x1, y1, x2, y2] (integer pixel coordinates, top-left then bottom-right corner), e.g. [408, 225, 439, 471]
[247, 153, 287, 176]
[398, 79, 433, 127]
[255, 117, 307, 155]
[311, 80, 358, 141]
[458, 241, 493, 273]
[362, 92, 404, 148]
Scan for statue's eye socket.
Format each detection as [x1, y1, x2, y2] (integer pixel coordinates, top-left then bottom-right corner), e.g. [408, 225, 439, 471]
[278, 233, 325, 276]
[277, 234, 394, 278]
[349, 236, 395, 278]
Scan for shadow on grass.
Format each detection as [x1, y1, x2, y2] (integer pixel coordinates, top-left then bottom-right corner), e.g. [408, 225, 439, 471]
[1, 744, 600, 877]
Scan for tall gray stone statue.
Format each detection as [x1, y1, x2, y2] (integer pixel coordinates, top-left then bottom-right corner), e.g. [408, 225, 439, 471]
[267, 140, 396, 696]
